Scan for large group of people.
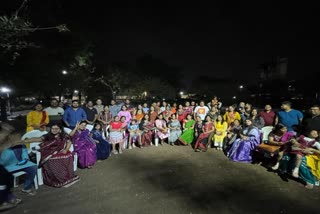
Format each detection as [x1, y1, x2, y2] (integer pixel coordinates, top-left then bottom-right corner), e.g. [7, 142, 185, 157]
[0, 96, 319, 211]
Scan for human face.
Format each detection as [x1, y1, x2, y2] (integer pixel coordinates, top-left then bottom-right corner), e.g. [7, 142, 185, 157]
[200, 101, 204, 107]
[280, 127, 287, 133]
[240, 102, 245, 108]
[120, 116, 126, 122]
[137, 109, 142, 114]
[191, 101, 195, 106]
[252, 109, 257, 116]
[122, 106, 127, 111]
[50, 100, 58, 107]
[310, 107, 320, 116]
[281, 104, 289, 110]
[179, 104, 183, 109]
[171, 114, 176, 120]
[158, 114, 163, 120]
[111, 100, 115, 105]
[206, 116, 211, 122]
[245, 120, 252, 126]
[265, 105, 272, 111]
[217, 115, 222, 121]
[125, 99, 130, 104]
[104, 106, 109, 112]
[162, 101, 167, 107]
[95, 124, 101, 130]
[197, 116, 202, 122]
[150, 106, 155, 111]
[72, 101, 79, 108]
[138, 104, 143, 110]
[35, 104, 43, 111]
[96, 99, 102, 105]
[79, 122, 86, 130]
[144, 114, 149, 120]
[131, 120, 136, 125]
[187, 114, 192, 120]
[114, 116, 120, 122]
[50, 125, 61, 135]
[234, 120, 240, 126]
[229, 106, 234, 112]
[185, 102, 190, 107]
[309, 130, 319, 139]
[87, 101, 93, 107]
[143, 103, 148, 107]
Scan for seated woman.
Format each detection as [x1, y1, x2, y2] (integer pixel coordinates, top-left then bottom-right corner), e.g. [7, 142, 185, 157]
[178, 114, 195, 145]
[26, 103, 49, 132]
[224, 119, 242, 149]
[22, 123, 79, 187]
[213, 115, 228, 150]
[134, 109, 145, 123]
[139, 114, 155, 147]
[168, 114, 182, 146]
[69, 121, 97, 168]
[0, 123, 22, 211]
[279, 130, 320, 189]
[194, 115, 215, 152]
[155, 114, 169, 145]
[248, 108, 265, 129]
[109, 116, 124, 154]
[267, 124, 295, 170]
[227, 118, 261, 162]
[177, 104, 186, 122]
[91, 123, 110, 160]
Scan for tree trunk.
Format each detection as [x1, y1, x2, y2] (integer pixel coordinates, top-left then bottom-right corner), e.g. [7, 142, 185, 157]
[0, 97, 7, 122]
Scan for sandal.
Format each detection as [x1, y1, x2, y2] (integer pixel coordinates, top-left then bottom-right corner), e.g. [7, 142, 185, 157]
[305, 182, 314, 189]
[21, 189, 36, 196]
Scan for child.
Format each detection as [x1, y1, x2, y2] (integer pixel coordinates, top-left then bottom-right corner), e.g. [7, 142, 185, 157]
[290, 130, 320, 178]
[128, 120, 141, 149]
[142, 103, 149, 114]
[91, 123, 111, 160]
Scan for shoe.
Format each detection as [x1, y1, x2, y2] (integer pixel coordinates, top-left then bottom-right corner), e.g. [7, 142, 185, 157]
[0, 202, 16, 211]
[113, 150, 118, 155]
[22, 188, 36, 196]
[292, 168, 299, 178]
[129, 146, 132, 149]
[119, 150, 123, 154]
[305, 182, 314, 189]
[271, 162, 279, 170]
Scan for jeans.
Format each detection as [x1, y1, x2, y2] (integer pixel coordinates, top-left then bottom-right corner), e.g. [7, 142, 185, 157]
[22, 165, 37, 190]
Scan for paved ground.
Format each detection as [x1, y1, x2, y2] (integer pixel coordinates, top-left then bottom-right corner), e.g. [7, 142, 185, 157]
[7, 143, 320, 214]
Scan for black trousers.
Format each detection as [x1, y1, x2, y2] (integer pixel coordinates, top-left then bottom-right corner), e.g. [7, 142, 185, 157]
[0, 165, 13, 203]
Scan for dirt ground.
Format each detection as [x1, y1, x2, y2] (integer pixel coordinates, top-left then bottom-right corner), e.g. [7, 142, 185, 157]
[6, 143, 320, 214]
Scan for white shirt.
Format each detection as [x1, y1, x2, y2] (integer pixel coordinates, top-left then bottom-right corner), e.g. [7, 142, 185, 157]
[194, 106, 210, 120]
[44, 107, 64, 116]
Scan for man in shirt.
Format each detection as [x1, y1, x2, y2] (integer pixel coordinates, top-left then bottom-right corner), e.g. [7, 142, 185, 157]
[194, 101, 210, 121]
[63, 100, 87, 129]
[109, 100, 121, 118]
[44, 99, 64, 127]
[275, 101, 303, 132]
[302, 104, 320, 135]
[260, 104, 276, 126]
[84, 100, 98, 125]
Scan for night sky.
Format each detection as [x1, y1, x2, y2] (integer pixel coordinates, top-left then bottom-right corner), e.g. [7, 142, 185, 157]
[3, 1, 319, 82]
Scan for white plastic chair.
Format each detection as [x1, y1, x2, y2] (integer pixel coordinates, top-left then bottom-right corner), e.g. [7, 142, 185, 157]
[13, 171, 38, 190]
[261, 126, 274, 143]
[63, 127, 78, 171]
[21, 130, 48, 186]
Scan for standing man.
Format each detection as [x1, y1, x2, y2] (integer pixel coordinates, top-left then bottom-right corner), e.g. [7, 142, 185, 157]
[302, 104, 320, 135]
[109, 100, 121, 118]
[194, 101, 210, 121]
[44, 99, 64, 127]
[260, 104, 276, 127]
[84, 100, 98, 125]
[275, 101, 303, 132]
[63, 100, 87, 129]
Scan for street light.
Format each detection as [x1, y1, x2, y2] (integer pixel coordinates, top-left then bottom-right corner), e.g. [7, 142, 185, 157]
[74, 90, 79, 94]
[179, 91, 184, 95]
[62, 70, 68, 75]
[232, 96, 237, 99]
[0, 87, 11, 115]
[239, 85, 244, 89]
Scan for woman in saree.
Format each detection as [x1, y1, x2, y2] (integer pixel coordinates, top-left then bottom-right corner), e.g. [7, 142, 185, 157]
[155, 114, 169, 145]
[227, 118, 261, 163]
[69, 121, 97, 168]
[278, 130, 320, 189]
[168, 114, 182, 145]
[139, 114, 155, 147]
[91, 123, 110, 160]
[213, 115, 228, 150]
[177, 104, 186, 122]
[194, 115, 215, 152]
[134, 109, 145, 123]
[22, 123, 80, 187]
[178, 114, 195, 145]
[149, 106, 158, 123]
